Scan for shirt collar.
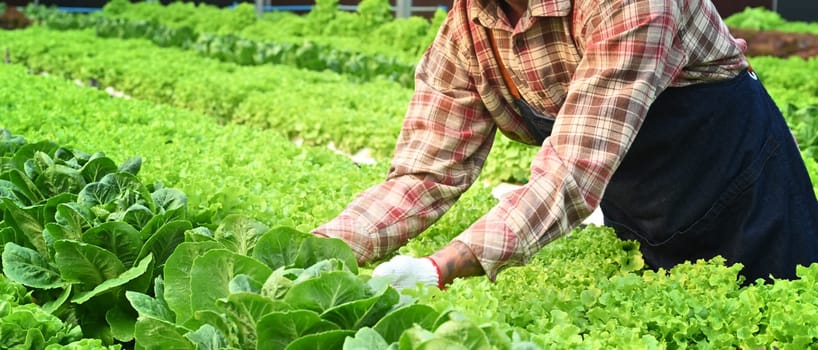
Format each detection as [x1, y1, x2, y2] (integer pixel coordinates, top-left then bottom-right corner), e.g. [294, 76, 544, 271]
[529, 0, 572, 17]
[470, 0, 572, 29]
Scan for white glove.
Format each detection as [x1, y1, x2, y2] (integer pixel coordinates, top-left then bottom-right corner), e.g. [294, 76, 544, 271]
[371, 255, 441, 290]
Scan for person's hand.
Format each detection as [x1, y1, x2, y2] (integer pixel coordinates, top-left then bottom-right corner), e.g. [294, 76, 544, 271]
[371, 255, 442, 290]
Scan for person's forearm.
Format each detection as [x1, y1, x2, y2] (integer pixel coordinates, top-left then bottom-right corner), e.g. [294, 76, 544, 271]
[429, 240, 485, 286]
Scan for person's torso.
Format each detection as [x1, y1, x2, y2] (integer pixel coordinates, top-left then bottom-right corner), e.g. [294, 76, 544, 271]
[440, 0, 749, 144]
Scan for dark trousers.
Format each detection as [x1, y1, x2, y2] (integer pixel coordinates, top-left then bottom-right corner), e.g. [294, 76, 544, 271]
[601, 69, 818, 283]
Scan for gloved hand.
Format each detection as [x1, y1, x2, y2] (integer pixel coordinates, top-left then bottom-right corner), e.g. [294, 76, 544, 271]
[371, 255, 442, 290]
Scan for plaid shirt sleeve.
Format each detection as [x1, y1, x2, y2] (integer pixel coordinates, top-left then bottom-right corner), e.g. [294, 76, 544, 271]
[311, 21, 498, 264]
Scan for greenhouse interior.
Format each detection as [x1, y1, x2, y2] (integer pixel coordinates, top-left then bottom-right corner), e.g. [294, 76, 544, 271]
[2, 0, 818, 348]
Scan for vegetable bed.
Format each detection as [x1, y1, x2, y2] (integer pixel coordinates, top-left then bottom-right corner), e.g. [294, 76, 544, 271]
[2, 4, 818, 349]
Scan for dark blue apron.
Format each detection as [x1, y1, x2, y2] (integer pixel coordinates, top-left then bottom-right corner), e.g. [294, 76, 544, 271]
[597, 69, 818, 283]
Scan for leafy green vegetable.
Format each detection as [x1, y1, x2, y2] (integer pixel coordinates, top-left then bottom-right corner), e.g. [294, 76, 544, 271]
[252, 226, 359, 274]
[2, 242, 65, 289]
[0, 301, 84, 349]
[188, 249, 272, 315]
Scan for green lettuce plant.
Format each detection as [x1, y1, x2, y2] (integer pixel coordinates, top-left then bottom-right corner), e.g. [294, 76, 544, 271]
[0, 130, 192, 345]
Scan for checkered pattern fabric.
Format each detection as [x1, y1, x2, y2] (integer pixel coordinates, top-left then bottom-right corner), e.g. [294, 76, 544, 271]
[314, 0, 749, 280]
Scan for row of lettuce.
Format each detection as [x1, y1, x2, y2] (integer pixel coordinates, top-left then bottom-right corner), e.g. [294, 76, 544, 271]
[0, 63, 515, 349]
[0, 26, 538, 184]
[3, 56, 818, 348]
[0, 132, 497, 349]
[0, 125, 469, 349]
[724, 6, 818, 34]
[20, 0, 444, 88]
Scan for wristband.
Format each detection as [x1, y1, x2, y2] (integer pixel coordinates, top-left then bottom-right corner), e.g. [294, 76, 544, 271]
[425, 257, 445, 290]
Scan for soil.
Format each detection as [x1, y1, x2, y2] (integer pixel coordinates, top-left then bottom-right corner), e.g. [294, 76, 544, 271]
[0, 6, 32, 30]
[730, 27, 818, 59]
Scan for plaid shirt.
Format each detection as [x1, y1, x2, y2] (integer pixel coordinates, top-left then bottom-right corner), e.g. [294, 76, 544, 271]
[314, 0, 748, 280]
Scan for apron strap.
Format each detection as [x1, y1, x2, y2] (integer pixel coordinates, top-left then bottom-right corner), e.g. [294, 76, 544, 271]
[486, 29, 521, 99]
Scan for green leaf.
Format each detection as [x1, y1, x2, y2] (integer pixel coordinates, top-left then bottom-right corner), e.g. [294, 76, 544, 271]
[0, 129, 26, 156]
[373, 304, 440, 344]
[54, 202, 93, 240]
[256, 310, 340, 350]
[2, 198, 47, 255]
[478, 323, 512, 349]
[41, 192, 76, 227]
[41, 284, 72, 314]
[213, 214, 268, 255]
[6, 168, 44, 204]
[344, 327, 390, 350]
[53, 240, 126, 287]
[224, 292, 286, 322]
[21, 327, 47, 350]
[192, 310, 233, 343]
[127, 249, 157, 295]
[321, 285, 400, 329]
[252, 226, 357, 273]
[136, 220, 190, 272]
[292, 259, 350, 284]
[163, 241, 223, 327]
[184, 324, 227, 350]
[229, 274, 262, 293]
[77, 172, 155, 214]
[34, 164, 86, 198]
[80, 156, 117, 183]
[42, 223, 68, 260]
[184, 227, 216, 243]
[411, 338, 470, 350]
[76, 303, 115, 345]
[139, 211, 174, 238]
[126, 290, 176, 323]
[433, 320, 493, 350]
[215, 292, 288, 350]
[0, 179, 26, 205]
[117, 157, 142, 176]
[76, 180, 118, 209]
[283, 271, 368, 313]
[298, 235, 358, 274]
[397, 326, 436, 350]
[81, 221, 142, 268]
[106, 303, 137, 342]
[10, 141, 58, 175]
[53, 147, 79, 163]
[71, 254, 153, 304]
[189, 249, 272, 314]
[151, 188, 187, 219]
[28, 152, 54, 180]
[1, 242, 65, 289]
[284, 329, 356, 350]
[133, 316, 194, 350]
[260, 266, 299, 300]
[252, 226, 306, 270]
[120, 204, 154, 231]
[0, 227, 27, 252]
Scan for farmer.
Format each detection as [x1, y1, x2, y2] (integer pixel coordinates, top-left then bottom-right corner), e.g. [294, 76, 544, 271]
[312, 0, 818, 289]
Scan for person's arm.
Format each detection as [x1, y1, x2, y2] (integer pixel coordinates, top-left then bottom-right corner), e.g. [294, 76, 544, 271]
[312, 17, 497, 265]
[447, 0, 687, 282]
[430, 240, 485, 285]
